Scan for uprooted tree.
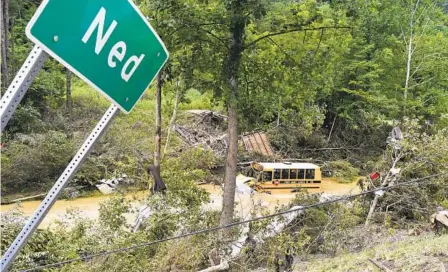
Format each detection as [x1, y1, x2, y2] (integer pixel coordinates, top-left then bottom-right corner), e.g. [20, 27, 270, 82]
[365, 119, 448, 226]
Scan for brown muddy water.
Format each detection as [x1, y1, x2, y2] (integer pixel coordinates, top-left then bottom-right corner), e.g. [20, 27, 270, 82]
[0, 178, 359, 229]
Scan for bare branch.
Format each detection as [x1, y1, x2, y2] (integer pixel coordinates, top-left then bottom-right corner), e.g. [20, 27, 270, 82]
[401, 28, 408, 48]
[410, 63, 424, 78]
[267, 37, 298, 66]
[313, 28, 325, 60]
[409, 76, 435, 89]
[244, 26, 350, 49]
[197, 27, 228, 48]
[412, 0, 421, 17]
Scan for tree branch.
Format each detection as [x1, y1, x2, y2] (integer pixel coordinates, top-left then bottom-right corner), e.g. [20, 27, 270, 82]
[267, 37, 299, 66]
[244, 26, 350, 49]
[409, 76, 435, 89]
[197, 27, 228, 48]
[313, 28, 325, 60]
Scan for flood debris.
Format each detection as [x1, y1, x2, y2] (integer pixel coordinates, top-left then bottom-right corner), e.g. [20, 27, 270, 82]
[95, 174, 134, 195]
[431, 207, 448, 234]
[174, 124, 227, 154]
[175, 110, 276, 159]
[235, 174, 255, 194]
[133, 204, 152, 232]
[174, 110, 228, 156]
[186, 109, 228, 122]
[386, 126, 403, 149]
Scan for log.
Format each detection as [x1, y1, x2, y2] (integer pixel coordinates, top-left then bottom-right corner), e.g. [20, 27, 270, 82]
[197, 261, 229, 272]
[368, 258, 393, 272]
[9, 193, 47, 203]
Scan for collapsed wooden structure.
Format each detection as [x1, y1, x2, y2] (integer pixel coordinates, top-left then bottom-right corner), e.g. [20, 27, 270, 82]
[241, 131, 274, 157]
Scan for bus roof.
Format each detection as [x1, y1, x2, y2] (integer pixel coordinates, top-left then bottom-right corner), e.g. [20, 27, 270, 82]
[255, 162, 320, 170]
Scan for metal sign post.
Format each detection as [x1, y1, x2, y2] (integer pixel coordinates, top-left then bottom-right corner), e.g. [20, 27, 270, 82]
[1, 104, 119, 271]
[0, 45, 47, 132]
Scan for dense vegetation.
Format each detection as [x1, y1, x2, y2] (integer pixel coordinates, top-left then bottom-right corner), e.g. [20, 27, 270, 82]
[1, 0, 447, 271]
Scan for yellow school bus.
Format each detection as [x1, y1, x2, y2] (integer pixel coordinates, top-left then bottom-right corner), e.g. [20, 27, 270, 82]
[250, 162, 322, 190]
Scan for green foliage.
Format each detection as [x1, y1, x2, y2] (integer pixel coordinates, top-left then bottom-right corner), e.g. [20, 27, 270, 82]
[328, 160, 360, 183]
[98, 195, 132, 232]
[1, 208, 70, 271]
[369, 120, 448, 224]
[1, 131, 75, 194]
[2, 0, 448, 271]
[6, 102, 45, 134]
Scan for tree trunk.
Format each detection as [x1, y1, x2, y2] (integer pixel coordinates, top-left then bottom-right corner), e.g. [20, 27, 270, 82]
[10, 18, 15, 76]
[404, 31, 412, 117]
[403, 0, 420, 117]
[163, 82, 181, 160]
[1, 0, 10, 92]
[220, 101, 238, 236]
[219, 0, 246, 238]
[154, 72, 163, 169]
[66, 69, 72, 115]
[365, 157, 400, 226]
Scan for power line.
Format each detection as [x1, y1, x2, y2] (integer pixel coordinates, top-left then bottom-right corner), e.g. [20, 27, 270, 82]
[21, 173, 446, 272]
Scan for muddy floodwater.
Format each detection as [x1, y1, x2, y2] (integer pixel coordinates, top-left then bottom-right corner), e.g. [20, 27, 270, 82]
[1, 178, 359, 229]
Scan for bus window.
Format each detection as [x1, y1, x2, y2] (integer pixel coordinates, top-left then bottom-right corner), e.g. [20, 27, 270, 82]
[290, 169, 298, 179]
[263, 171, 273, 181]
[274, 169, 281, 179]
[298, 169, 305, 179]
[306, 169, 315, 179]
[281, 169, 289, 179]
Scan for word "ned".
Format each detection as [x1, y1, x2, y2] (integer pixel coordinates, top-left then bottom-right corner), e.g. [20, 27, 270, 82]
[82, 7, 144, 82]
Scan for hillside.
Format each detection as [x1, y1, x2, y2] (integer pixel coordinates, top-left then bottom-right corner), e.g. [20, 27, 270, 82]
[295, 233, 448, 272]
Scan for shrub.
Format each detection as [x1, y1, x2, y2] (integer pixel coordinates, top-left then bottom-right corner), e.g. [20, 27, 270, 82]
[1, 131, 75, 194]
[328, 160, 360, 183]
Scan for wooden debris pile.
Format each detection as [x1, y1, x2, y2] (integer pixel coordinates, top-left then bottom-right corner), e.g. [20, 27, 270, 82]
[175, 110, 228, 156]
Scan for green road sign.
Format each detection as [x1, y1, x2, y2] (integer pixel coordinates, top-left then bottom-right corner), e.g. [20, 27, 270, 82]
[26, 0, 169, 113]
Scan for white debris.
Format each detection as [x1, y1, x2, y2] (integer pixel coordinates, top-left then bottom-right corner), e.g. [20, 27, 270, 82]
[96, 183, 116, 195]
[95, 174, 134, 195]
[236, 174, 255, 194]
[230, 205, 303, 257]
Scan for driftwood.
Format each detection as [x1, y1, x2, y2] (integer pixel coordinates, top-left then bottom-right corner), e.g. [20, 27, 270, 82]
[299, 147, 361, 151]
[368, 258, 394, 272]
[231, 205, 304, 258]
[197, 261, 229, 272]
[198, 205, 303, 272]
[187, 109, 228, 120]
[174, 125, 227, 156]
[8, 193, 47, 203]
[3, 186, 86, 204]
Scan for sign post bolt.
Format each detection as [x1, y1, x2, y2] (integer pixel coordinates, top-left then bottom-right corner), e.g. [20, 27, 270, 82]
[53, 35, 59, 42]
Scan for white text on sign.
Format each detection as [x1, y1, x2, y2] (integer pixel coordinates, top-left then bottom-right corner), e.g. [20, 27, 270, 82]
[81, 7, 145, 82]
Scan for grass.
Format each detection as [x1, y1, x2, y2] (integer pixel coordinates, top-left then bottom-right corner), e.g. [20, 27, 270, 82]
[295, 233, 448, 272]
